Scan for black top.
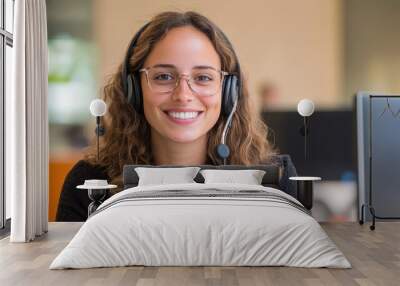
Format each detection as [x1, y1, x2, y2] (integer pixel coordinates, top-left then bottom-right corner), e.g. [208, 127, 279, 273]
[56, 156, 298, 222]
[56, 160, 110, 222]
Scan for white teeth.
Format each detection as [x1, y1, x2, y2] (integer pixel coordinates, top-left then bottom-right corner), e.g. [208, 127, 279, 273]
[167, 111, 199, 119]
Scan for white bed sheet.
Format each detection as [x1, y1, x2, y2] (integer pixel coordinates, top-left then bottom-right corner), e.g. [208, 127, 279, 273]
[50, 183, 351, 269]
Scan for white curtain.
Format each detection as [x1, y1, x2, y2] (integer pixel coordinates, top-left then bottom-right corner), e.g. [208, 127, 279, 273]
[7, 0, 49, 242]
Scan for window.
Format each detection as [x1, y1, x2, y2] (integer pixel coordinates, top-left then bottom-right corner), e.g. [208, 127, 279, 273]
[0, 0, 14, 235]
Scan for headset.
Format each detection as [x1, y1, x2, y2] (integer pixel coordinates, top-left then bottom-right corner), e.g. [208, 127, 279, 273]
[121, 22, 242, 165]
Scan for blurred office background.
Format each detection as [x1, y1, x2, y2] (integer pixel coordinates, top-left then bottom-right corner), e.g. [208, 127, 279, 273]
[46, 0, 400, 221]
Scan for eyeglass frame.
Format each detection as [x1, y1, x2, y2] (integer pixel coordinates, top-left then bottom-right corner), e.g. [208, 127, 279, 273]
[138, 66, 230, 96]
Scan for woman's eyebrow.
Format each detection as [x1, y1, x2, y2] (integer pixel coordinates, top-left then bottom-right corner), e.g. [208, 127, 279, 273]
[152, 64, 176, 68]
[192, 65, 216, 70]
[151, 64, 217, 70]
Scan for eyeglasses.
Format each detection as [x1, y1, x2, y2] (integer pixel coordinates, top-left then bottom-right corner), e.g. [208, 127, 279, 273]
[139, 66, 229, 96]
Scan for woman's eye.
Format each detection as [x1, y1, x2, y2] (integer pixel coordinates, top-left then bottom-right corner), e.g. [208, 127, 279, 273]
[195, 75, 213, 82]
[154, 73, 174, 81]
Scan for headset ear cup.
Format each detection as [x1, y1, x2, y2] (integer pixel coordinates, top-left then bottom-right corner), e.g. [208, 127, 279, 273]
[126, 74, 134, 106]
[131, 73, 143, 114]
[222, 75, 232, 116]
[223, 75, 240, 116]
[230, 75, 239, 104]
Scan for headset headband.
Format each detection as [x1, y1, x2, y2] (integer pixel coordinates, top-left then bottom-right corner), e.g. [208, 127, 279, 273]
[121, 22, 242, 97]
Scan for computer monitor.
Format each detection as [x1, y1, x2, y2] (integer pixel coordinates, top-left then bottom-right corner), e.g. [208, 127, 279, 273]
[262, 110, 357, 181]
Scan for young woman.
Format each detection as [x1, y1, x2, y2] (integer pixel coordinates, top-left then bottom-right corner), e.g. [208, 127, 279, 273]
[56, 11, 297, 222]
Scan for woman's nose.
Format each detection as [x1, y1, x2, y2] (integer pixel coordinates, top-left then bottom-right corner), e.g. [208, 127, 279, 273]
[171, 77, 195, 102]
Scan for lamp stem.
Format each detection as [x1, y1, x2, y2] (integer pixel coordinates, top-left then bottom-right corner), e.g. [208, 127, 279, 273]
[96, 116, 100, 162]
[304, 116, 308, 161]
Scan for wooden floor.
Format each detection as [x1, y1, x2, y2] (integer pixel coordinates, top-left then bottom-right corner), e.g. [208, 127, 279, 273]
[0, 222, 399, 286]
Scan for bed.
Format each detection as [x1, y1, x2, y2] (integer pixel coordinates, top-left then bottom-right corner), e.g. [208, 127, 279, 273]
[49, 163, 351, 269]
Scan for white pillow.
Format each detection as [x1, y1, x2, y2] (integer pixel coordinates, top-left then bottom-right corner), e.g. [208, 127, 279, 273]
[200, 169, 266, 185]
[135, 167, 201, 186]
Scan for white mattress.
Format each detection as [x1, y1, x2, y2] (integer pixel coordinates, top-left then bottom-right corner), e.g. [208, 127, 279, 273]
[50, 183, 351, 269]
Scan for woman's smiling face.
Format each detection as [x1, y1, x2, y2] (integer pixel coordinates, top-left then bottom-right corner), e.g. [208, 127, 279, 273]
[141, 26, 222, 144]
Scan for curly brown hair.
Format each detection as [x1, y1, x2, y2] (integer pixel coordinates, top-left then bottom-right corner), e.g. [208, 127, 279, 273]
[85, 11, 276, 185]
